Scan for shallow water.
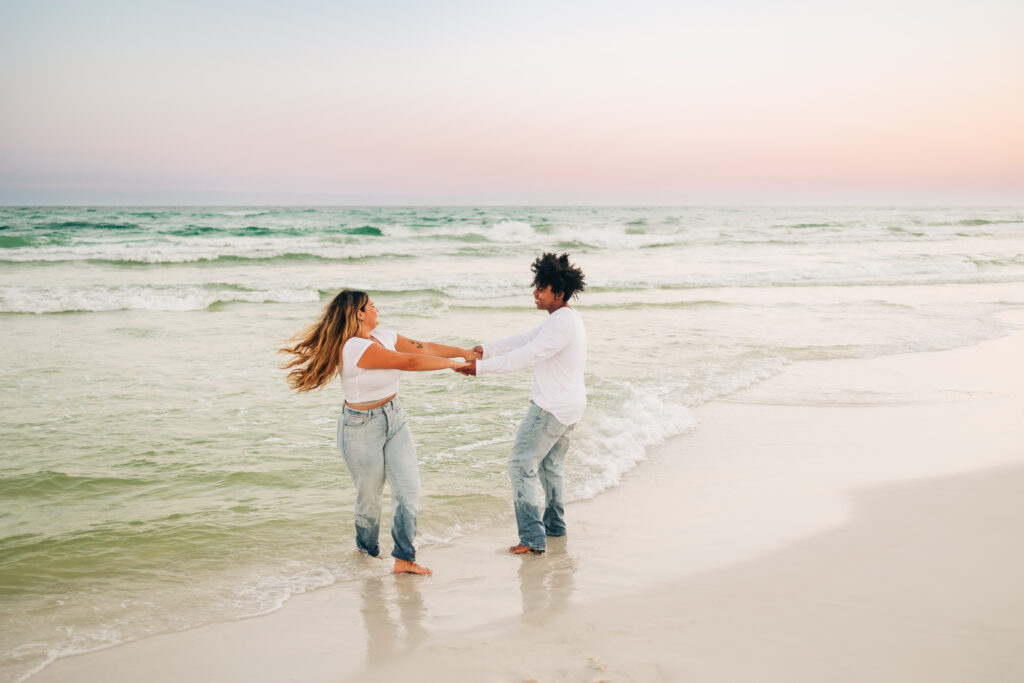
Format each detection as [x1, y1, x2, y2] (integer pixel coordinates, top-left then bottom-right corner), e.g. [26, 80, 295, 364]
[1, 206, 1022, 680]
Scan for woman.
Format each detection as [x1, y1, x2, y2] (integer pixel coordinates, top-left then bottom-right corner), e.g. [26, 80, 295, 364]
[281, 289, 474, 575]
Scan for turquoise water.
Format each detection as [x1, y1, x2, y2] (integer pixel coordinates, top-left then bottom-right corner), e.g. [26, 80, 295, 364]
[1, 206, 1023, 680]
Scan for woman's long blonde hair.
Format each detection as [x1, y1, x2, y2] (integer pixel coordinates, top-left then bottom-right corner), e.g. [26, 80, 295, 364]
[280, 289, 368, 393]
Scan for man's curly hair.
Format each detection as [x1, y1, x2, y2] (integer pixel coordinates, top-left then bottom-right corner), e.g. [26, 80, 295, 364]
[531, 252, 586, 302]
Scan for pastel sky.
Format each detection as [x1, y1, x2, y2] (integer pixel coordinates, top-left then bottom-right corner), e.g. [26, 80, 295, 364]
[1, 0, 1021, 205]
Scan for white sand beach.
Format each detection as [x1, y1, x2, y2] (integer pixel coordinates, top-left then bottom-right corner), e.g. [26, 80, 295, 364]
[32, 311, 1024, 683]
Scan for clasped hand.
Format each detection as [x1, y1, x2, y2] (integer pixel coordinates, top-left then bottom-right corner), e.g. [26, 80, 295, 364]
[451, 345, 483, 376]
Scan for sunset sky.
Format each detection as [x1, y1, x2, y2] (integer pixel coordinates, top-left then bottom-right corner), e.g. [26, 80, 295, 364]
[1, 0, 1021, 205]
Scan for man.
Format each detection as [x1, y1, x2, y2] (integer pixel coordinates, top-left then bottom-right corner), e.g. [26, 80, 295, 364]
[460, 253, 587, 555]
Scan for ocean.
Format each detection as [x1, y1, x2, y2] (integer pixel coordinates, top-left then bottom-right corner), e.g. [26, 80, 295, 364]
[1, 205, 1022, 681]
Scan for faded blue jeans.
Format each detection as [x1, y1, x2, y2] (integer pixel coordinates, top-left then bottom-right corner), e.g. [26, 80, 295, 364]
[337, 398, 419, 562]
[508, 401, 575, 551]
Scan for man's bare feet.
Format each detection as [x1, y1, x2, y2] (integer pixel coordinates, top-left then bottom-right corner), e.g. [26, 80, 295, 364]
[393, 558, 432, 575]
[508, 544, 545, 555]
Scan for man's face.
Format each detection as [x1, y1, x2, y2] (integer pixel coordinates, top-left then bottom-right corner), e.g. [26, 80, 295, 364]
[533, 285, 564, 312]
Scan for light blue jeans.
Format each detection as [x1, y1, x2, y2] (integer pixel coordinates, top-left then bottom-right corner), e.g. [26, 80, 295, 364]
[337, 398, 420, 562]
[508, 401, 575, 551]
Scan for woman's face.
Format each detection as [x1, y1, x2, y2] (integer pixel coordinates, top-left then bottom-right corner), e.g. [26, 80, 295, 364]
[360, 298, 379, 330]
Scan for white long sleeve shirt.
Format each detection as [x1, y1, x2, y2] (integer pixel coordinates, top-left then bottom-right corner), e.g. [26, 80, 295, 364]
[477, 307, 587, 425]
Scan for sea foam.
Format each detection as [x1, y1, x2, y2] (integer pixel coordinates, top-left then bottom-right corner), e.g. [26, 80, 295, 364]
[0, 284, 320, 313]
[567, 379, 697, 501]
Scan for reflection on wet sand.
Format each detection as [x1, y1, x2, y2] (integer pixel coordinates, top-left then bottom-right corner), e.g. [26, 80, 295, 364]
[516, 536, 578, 622]
[359, 575, 428, 665]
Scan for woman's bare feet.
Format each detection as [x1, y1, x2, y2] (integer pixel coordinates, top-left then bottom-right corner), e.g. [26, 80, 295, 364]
[393, 558, 432, 575]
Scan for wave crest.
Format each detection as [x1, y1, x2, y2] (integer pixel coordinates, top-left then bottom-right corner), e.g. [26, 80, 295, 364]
[0, 284, 320, 313]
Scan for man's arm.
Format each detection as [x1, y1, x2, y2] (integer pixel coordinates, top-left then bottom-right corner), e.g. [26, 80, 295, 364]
[478, 325, 543, 359]
[475, 316, 573, 376]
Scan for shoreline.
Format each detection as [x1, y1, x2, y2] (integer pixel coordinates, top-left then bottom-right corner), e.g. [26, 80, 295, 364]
[29, 311, 1024, 682]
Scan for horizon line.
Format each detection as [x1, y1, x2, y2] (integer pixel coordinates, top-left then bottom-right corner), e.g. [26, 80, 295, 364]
[2, 202, 1022, 209]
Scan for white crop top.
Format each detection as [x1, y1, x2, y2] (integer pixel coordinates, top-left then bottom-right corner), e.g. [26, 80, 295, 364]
[340, 329, 402, 403]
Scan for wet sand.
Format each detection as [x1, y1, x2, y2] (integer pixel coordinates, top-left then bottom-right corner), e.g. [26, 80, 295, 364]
[32, 312, 1024, 682]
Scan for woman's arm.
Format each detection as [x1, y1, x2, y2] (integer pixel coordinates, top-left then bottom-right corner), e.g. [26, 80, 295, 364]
[394, 334, 475, 360]
[357, 343, 463, 372]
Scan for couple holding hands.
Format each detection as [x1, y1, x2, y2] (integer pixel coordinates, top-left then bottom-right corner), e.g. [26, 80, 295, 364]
[281, 253, 587, 575]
